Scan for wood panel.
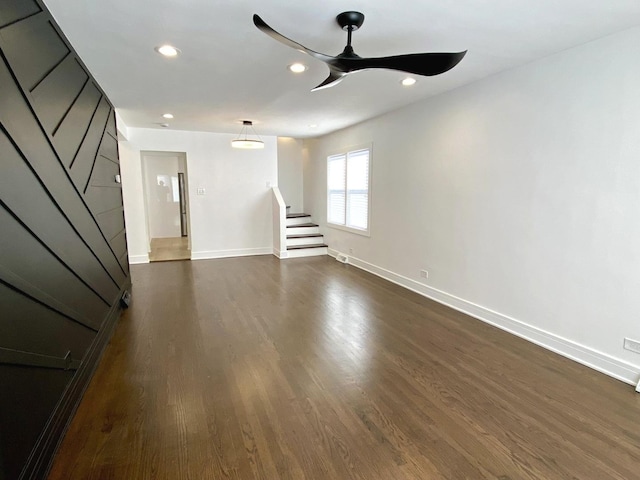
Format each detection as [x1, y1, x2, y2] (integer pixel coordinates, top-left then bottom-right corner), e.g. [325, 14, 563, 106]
[0, 59, 126, 285]
[0, 1, 41, 29]
[110, 230, 128, 263]
[0, 1, 130, 477]
[105, 110, 117, 139]
[88, 155, 119, 189]
[96, 207, 125, 244]
[0, 12, 69, 90]
[1, 129, 119, 303]
[52, 81, 101, 166]
[69, 98, 111, 187]
[0, 282, 95, 358]
[48, 257, 640, 480]
[31, 56, 88, 135]
[0, 366, 74, 480]
[85, 182, 127, 217]
[0, 206, 110, 330]
[96, 131, 118, 164]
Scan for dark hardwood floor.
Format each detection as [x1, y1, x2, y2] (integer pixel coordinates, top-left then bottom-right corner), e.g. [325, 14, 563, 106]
[48, 256, 640, 479]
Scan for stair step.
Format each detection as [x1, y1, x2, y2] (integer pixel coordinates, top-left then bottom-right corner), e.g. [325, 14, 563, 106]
[286, 213, 311, 218]
[285, 245, 328, 258]
[287, 233, 323, 239]
[286, 222, 317, 228]
[286, 234, 324, 247]
[287, 243, 328, 250]
[287, 224, 320, 235]
[286, 216, 314, 226]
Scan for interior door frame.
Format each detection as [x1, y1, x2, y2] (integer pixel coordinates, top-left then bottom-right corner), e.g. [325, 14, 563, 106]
[140, 151, 191, 251]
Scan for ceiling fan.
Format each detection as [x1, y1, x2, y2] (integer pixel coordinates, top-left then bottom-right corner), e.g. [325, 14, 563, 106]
[253, 11, 466, 91]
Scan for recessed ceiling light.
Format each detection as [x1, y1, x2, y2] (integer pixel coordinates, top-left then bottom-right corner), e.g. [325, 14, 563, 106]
[401, 77, 417, 86]
[288, 63, 307, 73]
[159, 123, 170, 128]
[162, 113, 174, 119]
[308, 124, 318, 128]
[155, 45, 180, 57]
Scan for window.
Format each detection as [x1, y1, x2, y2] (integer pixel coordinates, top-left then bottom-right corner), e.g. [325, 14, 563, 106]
[327, 146, 371, 234]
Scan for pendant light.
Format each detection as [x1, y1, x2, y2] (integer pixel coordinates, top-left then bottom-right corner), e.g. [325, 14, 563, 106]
[231, 120, 264, 149]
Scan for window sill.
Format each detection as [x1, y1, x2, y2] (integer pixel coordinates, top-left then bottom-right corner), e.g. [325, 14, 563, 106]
[327, 222, 370, 237]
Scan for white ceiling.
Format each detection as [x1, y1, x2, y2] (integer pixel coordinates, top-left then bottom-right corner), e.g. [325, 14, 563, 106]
[43, 0, 640, 138]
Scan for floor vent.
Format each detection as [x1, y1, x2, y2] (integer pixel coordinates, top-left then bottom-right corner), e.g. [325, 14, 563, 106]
[335, 253, 349, 264]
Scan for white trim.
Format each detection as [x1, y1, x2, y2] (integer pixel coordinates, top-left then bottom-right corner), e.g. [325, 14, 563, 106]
[191, 247, 272, 260]
[328, 248, 640, 386]
[114, 109, 129, 140]
[273, 248, 289, 259]
[327, 222, 371, 237]
[128, 254, 149, 264]
[271, 187, 287, 255]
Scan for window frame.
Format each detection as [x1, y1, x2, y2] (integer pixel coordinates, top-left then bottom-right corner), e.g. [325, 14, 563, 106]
[326, 143, 372, 237]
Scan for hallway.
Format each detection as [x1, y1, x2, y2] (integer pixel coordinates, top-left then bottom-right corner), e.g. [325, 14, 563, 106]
[48, 256, 640, 479]
[148, 237, 190, 262]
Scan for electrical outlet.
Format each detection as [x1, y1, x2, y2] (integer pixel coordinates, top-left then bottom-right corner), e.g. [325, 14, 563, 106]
[349, 248, 354, 254]
[196, 187, 206, 195]
[420, 270, 428, 279]
[623, 338, 640, 354]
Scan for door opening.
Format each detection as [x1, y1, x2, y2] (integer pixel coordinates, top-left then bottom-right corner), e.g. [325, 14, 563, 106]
[141, 151, 191, 262]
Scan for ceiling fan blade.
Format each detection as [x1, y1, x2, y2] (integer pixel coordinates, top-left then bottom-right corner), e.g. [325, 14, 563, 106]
[311, 69, 346, 92]
[340, 51, 467, 76]
[253, 14, 334, 63]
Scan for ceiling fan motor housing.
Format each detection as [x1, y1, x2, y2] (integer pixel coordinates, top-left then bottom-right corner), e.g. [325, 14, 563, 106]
[337, 11, 365, 31]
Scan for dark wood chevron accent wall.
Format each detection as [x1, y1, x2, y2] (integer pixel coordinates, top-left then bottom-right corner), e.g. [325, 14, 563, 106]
[0, 1, 130, 478]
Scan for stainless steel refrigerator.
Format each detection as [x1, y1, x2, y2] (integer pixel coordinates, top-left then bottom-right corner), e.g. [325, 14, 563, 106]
[178, 173, 188, 237]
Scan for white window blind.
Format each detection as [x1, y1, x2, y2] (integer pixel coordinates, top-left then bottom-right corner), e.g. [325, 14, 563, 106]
[327, 147, 370, 233]
[346, 149, 369, 230]
[327, 154, 346, 225]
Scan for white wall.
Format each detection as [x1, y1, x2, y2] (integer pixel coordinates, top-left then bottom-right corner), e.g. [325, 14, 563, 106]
[119, 140, 149, 264]
[277, 137, 304, 213]
[303, 27, 640, 385]
[120, 128, 277, 262]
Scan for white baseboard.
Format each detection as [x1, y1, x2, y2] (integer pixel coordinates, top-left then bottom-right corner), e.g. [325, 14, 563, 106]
[191, 247, 272, 260]
[128, 254, 149, 264]
[328, 249, 639, 386]
[273, 248, 289, 259]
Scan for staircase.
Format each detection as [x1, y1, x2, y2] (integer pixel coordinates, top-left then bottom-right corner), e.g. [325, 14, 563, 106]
[285, 213, 328, 258]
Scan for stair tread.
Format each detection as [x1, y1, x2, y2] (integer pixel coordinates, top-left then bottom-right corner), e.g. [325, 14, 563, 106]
[287, 233, 323, 239]
[287, 243, 328, 250]
[286, 222, 318, 228]
[286, 213, 311, 218]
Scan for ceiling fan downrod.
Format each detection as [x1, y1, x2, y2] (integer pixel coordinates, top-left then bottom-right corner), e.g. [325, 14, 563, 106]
[336, 11, 365, 57]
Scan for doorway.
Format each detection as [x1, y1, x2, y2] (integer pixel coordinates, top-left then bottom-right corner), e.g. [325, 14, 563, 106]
[141, 151, 191, 262]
